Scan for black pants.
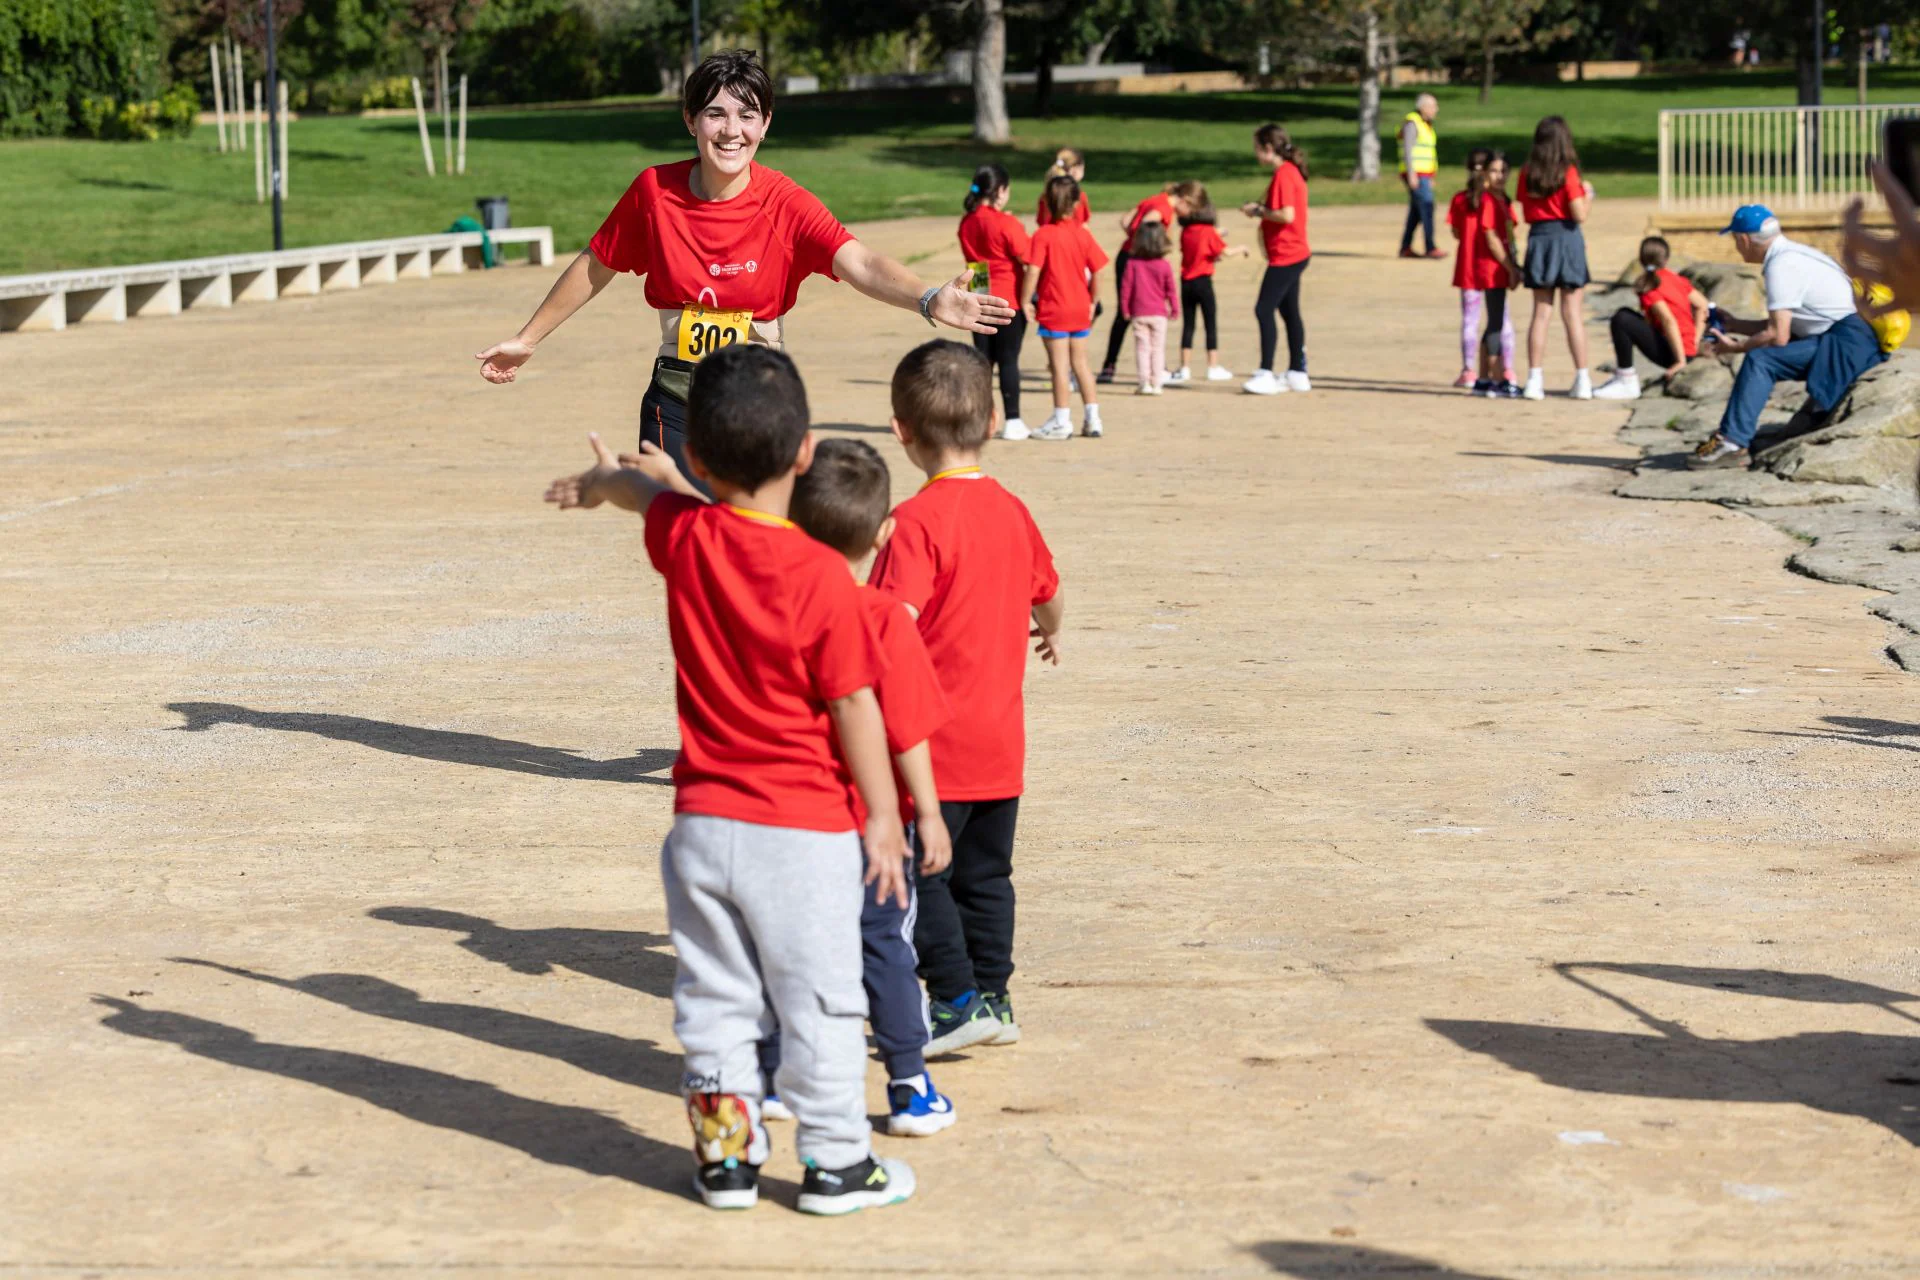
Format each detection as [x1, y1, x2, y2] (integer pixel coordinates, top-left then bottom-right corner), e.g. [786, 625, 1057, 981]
[1180, 276, 1218, 353]
[1481, 287, 1508, 357]
[973, 311, 1027, 422]
[913, 797, 1019, 1002]
[638, 358, 713, 499]
[1610, 307, 1678, 371]
[1256, 259, 1309, 373]
[1100, 250, 1133, 369]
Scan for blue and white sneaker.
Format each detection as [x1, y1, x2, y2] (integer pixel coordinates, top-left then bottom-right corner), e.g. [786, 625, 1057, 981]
[886, 1073, 957, 1136]
[926, 991, 1000, 1054]
[761, 1092, 794, 1122]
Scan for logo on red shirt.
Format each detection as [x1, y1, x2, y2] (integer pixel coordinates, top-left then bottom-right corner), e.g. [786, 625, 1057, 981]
[707, 260, 761, 277]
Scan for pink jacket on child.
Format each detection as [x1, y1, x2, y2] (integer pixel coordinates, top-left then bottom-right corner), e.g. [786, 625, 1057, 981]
[1120, 256, 1178, 319]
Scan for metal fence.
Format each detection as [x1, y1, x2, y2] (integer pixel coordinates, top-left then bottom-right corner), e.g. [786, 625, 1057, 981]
[1658, 103, 1920, 214]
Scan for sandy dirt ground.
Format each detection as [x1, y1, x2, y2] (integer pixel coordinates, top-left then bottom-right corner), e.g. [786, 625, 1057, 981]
[4, 196, 1919, 1279]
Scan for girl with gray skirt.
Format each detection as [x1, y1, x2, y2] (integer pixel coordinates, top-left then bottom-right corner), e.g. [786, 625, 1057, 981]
[1515, 115, 1594, 400]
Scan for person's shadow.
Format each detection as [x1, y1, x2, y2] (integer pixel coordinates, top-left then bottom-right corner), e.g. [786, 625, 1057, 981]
[166, 702, 676, 784]
[1251, 1241, 1510, 1278]
[90, 997, 745, 1201]
[367, 907, 677, 998]
[1427, 963, 1920, 1146]
[171, 958, 681, 1094]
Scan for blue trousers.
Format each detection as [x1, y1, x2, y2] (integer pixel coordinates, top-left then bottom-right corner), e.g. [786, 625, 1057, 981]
[1400, 176, 1435, 252]
[1719, 313, 1887, 447]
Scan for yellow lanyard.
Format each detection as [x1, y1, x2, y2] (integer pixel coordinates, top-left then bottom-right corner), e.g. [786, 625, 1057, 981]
[723, 504, 796, 529]
[922, 466, 983, 488]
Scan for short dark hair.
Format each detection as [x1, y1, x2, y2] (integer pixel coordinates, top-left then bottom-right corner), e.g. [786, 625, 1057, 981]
[683, 49, 774, 120]
[1639, 235, 1671, 269]
[892, 340, 993, 453]
[1131, 220, 1170, 259]
[1043, 175, 1080, 221]
[686, 345, 810, 491]
[790, 438, 892, 558]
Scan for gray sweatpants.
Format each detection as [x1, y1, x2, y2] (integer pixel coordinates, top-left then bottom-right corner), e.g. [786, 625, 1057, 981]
[661, 813, 872, 1169]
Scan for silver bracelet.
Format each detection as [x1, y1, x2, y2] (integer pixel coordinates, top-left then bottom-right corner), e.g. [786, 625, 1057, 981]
[918, 284, 941, 326]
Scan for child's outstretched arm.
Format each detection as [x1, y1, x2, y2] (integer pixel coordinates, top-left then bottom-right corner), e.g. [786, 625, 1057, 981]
[544, 432, 672, 515]
[617, 441, 705, 500]
[826, 687, 910, 907]
[1031, 589, 1066, 666]
[893, 740, 952, 875]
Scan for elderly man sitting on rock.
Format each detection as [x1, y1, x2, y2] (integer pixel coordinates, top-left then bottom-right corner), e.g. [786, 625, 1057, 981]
[1690, 205, 1888, 469]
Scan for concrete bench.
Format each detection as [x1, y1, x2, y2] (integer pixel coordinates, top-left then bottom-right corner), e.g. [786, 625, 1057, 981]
[0, 226, 555, 334]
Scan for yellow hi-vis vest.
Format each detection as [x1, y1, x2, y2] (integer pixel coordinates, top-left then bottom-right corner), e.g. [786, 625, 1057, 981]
[1400, 111, 1437, 176]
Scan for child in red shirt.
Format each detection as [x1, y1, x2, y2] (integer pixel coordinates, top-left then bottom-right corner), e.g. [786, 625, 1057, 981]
[1023, 175, 1110, 439]
[1515, 114, 1596, 400]
[1120, 221, 1179, 395]
[543, 345, 914, 1218]
[1171, 190, 1250, 383]
[958, 162, 1033, 439]
[1448, 147, 1521, 395]
[1035, 147, 1091, 226]
[1594, 235, 1709, 400]
[871, 340, 1065, 1055]
[1241, 123, 1312, 395]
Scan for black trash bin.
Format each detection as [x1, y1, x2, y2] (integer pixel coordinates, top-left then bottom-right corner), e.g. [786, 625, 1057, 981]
[476, 196, 511, 231]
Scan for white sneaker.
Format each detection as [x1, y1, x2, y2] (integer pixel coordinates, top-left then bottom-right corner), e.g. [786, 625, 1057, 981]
[1522, 370, 1546, 401]
[1156, 371, 1175, 388]
[1242, 370, 1288, 396]
[1285, 370, 1311, 392]
[1033, 418, 1074, 440]
[1082, 416, 1103, 438]
[761, 1094, 794, 1122]
[1206, 365, 1235, 381]
[1569, 369, 1593, 400]
[1591, 372, 1640, 401]
[997, 417, 1031, 440]
[1167, 367, 1191, 383]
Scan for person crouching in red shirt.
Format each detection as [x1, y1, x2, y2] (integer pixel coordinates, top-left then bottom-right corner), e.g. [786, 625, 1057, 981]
[1593, 235, 1710, 401]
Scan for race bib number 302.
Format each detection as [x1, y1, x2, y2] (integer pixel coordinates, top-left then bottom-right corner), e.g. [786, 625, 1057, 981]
[677, 304, 753, 362]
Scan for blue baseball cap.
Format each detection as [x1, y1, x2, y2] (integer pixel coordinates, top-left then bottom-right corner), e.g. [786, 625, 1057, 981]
[1720, 204, 1775, 234]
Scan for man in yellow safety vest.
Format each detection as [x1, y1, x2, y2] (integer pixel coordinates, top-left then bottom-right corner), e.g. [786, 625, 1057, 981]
[1398, 93, 1443, 260]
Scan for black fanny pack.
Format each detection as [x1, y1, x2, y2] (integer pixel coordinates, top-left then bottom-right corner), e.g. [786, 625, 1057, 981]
[650, 356, 696, 404]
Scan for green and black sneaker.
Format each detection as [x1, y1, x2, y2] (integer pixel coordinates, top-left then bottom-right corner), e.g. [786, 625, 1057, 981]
[926, 991, 1000, 1054]
[693, 1158, 759, 1210]
[796, 1154, 916, 1216]
[981, 991, 1021, 1045]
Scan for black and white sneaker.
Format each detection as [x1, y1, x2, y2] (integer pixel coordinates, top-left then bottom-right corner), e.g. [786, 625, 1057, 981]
[796, 1155, 916, 1216]
[694, 1159, 759, 1210]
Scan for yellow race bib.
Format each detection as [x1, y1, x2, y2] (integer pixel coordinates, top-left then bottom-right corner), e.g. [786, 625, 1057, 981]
[676, 304, 753, 362]
[966, 261, 992, 294]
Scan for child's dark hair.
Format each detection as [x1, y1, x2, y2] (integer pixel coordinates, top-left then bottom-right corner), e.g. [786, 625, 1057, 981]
[892, 339, 993, 454]
[1465, 145, 1494, 210]
[683, 49, 773, 121]
[964, 162, 1010, 215]
[1180, 200, 1218, 227]
[1253, 123, 1309, 181]
[1637, 235, 1672, 292]
[1131, 220, 1171, 259]
[1523, 115, 1579, 200]
[790, 438, 891, 559]
[686, 344, 810, 491]
[1043, 175, 1081, 222]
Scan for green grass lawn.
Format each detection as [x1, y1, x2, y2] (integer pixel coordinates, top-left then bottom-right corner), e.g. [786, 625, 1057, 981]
[9, 65, 1920, 274]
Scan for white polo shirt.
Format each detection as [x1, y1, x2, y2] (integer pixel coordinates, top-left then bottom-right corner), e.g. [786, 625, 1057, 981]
[1762, 235, 1856, 337]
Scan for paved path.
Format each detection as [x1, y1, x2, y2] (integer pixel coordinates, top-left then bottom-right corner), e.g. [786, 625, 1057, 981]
[4, 201, 1918, 1278]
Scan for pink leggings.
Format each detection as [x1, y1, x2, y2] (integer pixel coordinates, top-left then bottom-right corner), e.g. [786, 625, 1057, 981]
[1460, 289, 1516, 373]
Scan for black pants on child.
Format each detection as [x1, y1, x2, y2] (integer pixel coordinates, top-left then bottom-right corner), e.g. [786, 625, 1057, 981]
[1610, 307, 1678, 371]
[914, 797, 1019, 1003]
[1180, 276, 1218, 353]
[1481, 286, 1509, 357]
[759, 853, 928, 1085]
[973, 311, 1027, 424]
[1100, 250, 1134, 370]
[1256, 259, 1309, 373]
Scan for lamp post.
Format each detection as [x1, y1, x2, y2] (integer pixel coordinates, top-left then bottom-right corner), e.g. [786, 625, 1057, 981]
[264, 0, 284, 250]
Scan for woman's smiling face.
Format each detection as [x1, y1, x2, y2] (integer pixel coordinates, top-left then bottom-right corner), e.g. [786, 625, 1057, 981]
[686, 87, 767, 180]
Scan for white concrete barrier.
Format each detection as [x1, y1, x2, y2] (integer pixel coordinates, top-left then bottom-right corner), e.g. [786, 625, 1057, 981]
[0, 226, 555, 335]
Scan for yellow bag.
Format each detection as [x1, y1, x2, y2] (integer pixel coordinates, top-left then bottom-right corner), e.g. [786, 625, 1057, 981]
[1853, 278, 1911, 353]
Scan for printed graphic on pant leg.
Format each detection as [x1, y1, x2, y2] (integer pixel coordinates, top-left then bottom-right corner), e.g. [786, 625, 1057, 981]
[686, 1091, 769, 1167]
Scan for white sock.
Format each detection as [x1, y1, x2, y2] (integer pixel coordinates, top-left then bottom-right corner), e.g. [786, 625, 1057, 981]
[1526, 367, 1544, 382]
[1051, 407, 1071, 425]
[1084, 404, 1102, 423]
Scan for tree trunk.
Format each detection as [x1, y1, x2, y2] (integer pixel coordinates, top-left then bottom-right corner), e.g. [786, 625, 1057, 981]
[1084, 26, 1117, 67]
[1385, 31, 1399, 88]
[1353, 5, 1381, 181]
[972, 0, 1010, 145]
[1036, 34, 1056, 118]
[1480, 42, 1494, 103]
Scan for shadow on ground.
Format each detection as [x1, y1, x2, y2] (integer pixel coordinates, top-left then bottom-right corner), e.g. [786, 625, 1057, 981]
[167, 702, 675, 784]
[1427, 962, 1920, 1145]
[1752, 715, 1920, 756]
[369, 907, 676, 997]
[172, 958, 681, 1093]
[1251, 1241, 1509, 1278]
[91, 997, 714, 1200]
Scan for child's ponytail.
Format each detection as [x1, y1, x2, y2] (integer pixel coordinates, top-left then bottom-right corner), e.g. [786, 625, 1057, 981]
[1254, 123, 1308, 181]
[964, 162, 1010, 215]
[1464, 145, 1493, 213]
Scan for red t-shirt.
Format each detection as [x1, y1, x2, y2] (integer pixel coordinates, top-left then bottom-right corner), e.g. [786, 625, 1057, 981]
[957, 205, 1031, 304]
[1124, 192, 1176, 254]
[1516, 164, 1583, 224]
[1027, 222, 1109, 333]
[869, 475, 1059, 801]
[849, 584, 951, 829]
[1036, 191, 1091, 226]
[1447, 190, 1517, 290]
[1180, 223, 1227, 281]
[1638, 266, 1699, 358]
[588, 159, 855, 320]
[644, 495, 885, 831]
[1262, 162, 1310, 266]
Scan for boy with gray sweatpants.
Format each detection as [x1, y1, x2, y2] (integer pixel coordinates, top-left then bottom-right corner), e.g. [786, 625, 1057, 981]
[543, 346, 916, 1216]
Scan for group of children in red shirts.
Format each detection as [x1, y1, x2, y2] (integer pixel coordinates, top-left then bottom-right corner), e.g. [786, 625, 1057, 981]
[545, 339, 1061, 1218]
